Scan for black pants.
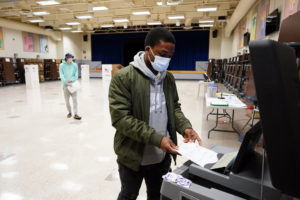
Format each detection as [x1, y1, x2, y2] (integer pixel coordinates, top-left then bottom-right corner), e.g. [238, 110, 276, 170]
[117, 155, 171, 200]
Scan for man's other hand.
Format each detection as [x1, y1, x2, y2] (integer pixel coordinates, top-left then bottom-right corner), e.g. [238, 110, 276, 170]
[184, 129, 202, 146]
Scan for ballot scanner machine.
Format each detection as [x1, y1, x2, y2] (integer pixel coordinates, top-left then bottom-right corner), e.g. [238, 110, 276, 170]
[161, 41, 300, 200]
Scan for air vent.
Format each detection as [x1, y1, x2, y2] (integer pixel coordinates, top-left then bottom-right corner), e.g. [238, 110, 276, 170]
[45, 26, 54, 30]
[218, 16, 226, 22]
[20, 9, 32, 16]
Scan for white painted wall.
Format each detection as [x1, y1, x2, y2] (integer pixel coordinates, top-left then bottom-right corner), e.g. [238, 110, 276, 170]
[61, 32, 82, 60]
[220, 30, 234, 58]
[0, 27, 84, 60]
[0, 27, 58, 59]
[82, 33, 91, 60]
[208, 28, 222, 59]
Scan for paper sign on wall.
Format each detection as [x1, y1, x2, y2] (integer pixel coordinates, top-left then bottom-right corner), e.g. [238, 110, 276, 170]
[102, 64, 112, 80]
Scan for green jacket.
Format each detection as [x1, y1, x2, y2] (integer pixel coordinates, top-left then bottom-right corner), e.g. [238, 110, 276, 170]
[109, 65, 192, 171]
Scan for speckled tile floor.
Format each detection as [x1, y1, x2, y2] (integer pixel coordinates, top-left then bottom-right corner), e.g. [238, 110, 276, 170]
[0, 79, 253, 200]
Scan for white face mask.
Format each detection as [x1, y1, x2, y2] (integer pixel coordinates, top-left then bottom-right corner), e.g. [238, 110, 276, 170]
[67, 58, 72, 63]
[148, 48, 171, 72]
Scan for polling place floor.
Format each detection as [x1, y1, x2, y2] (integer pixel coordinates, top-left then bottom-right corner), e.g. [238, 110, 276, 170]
[0, 79, 250, 200]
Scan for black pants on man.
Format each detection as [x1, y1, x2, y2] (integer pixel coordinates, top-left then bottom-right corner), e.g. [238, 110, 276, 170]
[117, 155, 171, 200]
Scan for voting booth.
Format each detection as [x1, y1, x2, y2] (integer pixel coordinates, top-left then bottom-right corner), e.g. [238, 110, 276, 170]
[81, 64, 90, 82]
[24, 65, 40, 89]
[161, 40, 300, 200]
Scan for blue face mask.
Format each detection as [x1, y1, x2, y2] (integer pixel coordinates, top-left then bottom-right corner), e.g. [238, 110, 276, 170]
[148, 48, 171, 72]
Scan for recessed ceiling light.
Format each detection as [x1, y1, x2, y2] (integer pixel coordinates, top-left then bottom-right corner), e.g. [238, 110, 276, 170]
[28, 19, 45, 23]
[36, 1, 60, 6]
[33, 11, 50, 16]
[76, 15, 93, 19]
[132, 11, 150, 15]
[113, 19, 129, 23]
[199, 24, 213, 27]
[168, 16, 184, 20]
[199, 20, 214, 23]
[197, 7, 217, 12]
[147, 21, 162, 25]
[59, 27, 72, 30]
[157, 1, 182, 6]
[101, 24, 114, 28]
[71, 30, 83, 33]
[93, 6, 108, 11]
[66, 22, 80, 25]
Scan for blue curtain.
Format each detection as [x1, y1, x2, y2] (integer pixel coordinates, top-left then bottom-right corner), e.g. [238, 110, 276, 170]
[92, 30, 209, 70]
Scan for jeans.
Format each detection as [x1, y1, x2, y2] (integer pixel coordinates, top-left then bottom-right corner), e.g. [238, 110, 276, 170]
[117, 155, 171, 200]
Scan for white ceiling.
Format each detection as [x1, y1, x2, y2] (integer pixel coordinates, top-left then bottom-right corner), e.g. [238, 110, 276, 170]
[0, 0, 240, 33]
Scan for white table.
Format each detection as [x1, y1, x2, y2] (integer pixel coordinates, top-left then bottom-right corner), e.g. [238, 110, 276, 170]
[205, 93, 247, 138]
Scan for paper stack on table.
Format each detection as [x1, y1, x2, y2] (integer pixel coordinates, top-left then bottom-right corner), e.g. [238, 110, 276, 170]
[210, 99, 229, 106]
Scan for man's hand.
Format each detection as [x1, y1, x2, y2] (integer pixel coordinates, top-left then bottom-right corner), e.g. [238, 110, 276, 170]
[160, 137, 180, 155]
[66, 79, 71, 82]
[67, 83, 72, 87]
[184, 129, 202, 146]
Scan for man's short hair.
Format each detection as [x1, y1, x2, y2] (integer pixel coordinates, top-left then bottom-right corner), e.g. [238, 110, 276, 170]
[144, 27, 176, 48]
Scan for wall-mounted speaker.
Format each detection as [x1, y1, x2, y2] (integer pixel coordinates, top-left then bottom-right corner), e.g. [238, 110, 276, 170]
[212, 30, 218, 38]
[83, 35, 88, 42]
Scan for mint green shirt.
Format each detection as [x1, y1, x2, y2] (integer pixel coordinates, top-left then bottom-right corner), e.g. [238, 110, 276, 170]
[59, 60, 78, 86]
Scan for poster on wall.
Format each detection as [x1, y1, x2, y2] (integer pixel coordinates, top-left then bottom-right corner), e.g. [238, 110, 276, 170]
[22, 31, 48, 53]
[33, 34, 40, 52]
[0, 27, 3, 50]
[249, 0, 270, 41]
[23, 32, 34, 52]
[39, 35, 48, 53]
[257, 0, 270, 39]
[284, 0, 299, 19]
[237, 18, 246, 49]
[250, 5, 258, 41]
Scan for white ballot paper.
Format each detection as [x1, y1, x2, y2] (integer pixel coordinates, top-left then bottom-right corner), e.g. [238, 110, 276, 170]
[68, 81, 81, 93]
[177, 143, 219, 167]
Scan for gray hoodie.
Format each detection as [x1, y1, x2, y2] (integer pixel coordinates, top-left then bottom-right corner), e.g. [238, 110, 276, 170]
[130, 51, 170, 166]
